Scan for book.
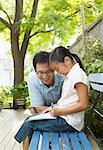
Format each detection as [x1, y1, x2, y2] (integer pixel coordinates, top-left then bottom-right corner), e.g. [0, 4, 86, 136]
[28, 112, 56, 121]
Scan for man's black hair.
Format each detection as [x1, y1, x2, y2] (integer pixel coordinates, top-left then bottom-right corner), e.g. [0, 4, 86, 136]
[33, 51, 50, 70]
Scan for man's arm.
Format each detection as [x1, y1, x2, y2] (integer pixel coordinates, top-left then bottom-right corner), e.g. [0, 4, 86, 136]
[35, 106, 48, 113]
[28, 73, 47, 114]
[28, 106, 48, 114]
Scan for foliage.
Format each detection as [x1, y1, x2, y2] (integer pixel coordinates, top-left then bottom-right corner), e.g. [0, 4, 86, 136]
[29, 0, 102, 49]
[0, 88, 5, 103]
[81, 37, 103, 139]
[82, 38, 103, 74]
[89, 90, 103, 113]
[86, 59, 103, 73]
[0, 0, 102, 50]
[0, 83, 29, 108]
[0, 86, 12, 103]
[11, 81, 29, 101]
[85, 88, 103, 139]
[85, 107, 103, 138]
[25, 97, 30, 108]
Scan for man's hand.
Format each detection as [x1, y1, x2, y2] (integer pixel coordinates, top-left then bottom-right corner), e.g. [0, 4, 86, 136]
[28, 107, 36, 114]
[28, 106, 48, 114]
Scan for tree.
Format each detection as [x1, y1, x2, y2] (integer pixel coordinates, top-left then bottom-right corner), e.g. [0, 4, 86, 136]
[0, 0, 39, 85]
[0, 0, 102, 107]
[0, 0, 39, 108]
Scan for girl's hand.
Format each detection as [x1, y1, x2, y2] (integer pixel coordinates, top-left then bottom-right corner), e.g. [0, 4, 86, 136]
[49, 108, 62, 117]
[42, 107, 62, 117]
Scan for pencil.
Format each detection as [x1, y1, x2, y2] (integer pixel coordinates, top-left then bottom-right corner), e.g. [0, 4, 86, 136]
[51, 103, 54, 109]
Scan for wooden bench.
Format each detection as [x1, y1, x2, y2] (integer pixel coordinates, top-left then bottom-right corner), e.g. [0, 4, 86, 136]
[29, 73, 103, 150]
[29, 131, 91, 150]
[88, 73, 103, 119]
[87, 73, 103, 148]
[88, 73, 103, 93]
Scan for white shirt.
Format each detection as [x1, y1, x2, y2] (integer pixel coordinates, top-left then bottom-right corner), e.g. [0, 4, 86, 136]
[57, 63, 89, 131]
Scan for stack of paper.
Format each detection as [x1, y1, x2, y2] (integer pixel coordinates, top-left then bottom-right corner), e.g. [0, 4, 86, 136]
[28, 112, 56, 121]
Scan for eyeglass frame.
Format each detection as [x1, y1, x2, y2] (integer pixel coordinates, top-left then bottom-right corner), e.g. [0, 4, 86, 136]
[36, 69, 54, 76]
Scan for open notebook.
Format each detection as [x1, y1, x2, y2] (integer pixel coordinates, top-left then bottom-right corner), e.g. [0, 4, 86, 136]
[28, 112, 56, 121]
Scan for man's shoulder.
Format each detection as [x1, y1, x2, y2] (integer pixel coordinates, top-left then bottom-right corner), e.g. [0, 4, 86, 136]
[29, 71, 36, 77]
[28, 71, 39, 83]
[28, 71, 37, 78]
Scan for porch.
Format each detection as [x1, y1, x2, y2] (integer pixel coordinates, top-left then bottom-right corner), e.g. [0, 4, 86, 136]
[0, 109, 30, 150]
[0, 109, 101, 150]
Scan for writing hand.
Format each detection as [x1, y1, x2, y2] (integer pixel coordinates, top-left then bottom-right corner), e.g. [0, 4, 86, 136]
[49, 108, 62, 117]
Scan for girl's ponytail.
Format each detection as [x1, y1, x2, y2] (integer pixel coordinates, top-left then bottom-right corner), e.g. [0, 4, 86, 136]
[71, 53, 85, 71]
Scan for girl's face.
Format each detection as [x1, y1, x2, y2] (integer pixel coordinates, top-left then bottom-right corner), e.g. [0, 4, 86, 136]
[50, 57, 74, 76]
[50, 62, 69, 75]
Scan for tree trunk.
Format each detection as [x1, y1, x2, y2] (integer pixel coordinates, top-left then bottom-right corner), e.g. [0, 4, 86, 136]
[13, 54, 24, 85]
[12, 52, 25, 109]
[11, 28, 25, 108]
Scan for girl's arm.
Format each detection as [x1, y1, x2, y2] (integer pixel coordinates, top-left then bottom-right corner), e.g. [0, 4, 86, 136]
[50, 82, 89, 117]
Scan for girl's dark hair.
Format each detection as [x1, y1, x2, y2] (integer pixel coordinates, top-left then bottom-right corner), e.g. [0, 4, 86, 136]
[33, 51, 50, 70]
[49, 46, 85, 71]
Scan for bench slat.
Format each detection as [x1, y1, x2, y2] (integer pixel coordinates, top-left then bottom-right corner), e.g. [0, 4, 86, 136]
[51, 133, 60, 150]
[90, 83, 103, 92]
[88, 73, 103, 84]
[29, 131, 40, 150]
[61, 133, 71, 150]
[41, 132, 50, 150]
[69, 132, 81, 150]
[78, 131, 92, 150]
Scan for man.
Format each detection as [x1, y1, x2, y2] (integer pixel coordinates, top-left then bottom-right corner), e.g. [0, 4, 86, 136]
[15, 51, 64, 150]
[28, 51, 64, 113]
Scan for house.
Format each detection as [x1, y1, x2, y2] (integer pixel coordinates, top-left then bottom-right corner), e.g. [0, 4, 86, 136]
[0, 57, 13, 86]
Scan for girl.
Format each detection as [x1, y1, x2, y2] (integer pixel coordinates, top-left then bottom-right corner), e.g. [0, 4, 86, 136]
[45, 46, 89, 131]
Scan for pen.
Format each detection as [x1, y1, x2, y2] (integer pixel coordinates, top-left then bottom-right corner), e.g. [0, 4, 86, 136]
[51, 103, 54, 109]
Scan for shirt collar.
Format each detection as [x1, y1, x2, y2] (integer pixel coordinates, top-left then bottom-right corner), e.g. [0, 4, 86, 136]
[38, 78, 43, 85]
[66, 63, 80, 79]
[53, 74, 59, 87]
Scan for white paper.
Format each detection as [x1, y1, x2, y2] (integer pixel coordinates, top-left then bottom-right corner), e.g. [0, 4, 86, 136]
[28, 112, 56, 121]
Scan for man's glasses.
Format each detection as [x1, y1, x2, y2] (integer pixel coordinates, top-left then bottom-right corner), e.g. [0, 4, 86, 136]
[36, 69, 54, 76]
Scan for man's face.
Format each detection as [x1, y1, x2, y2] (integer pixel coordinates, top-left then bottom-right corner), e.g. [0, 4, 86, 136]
[36, 63, 54, 86]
